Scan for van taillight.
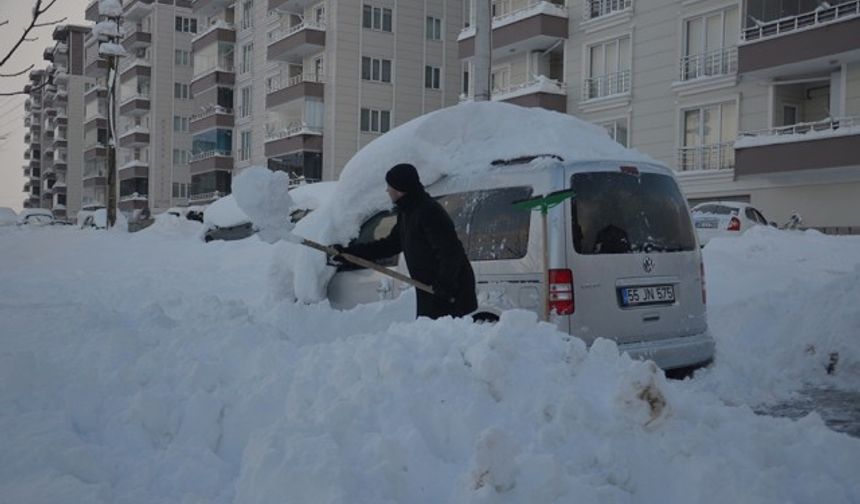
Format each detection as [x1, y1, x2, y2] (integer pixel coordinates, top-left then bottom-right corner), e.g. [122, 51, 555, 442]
[700, 260, 707, 305]
[727, 217, 741, 231]
[548, 269, 574, 315]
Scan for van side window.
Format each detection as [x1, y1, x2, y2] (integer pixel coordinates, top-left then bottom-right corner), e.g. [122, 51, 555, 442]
[744, 208, 758, 223]
[437, 186, 532, 261]
[345, 210, 398, 268]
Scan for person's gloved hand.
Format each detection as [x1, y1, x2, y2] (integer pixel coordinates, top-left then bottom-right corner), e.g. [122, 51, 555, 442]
[326, 244, 347, 267]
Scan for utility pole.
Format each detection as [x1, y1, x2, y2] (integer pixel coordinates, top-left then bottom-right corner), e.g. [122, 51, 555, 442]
[472, 0, 492, 101]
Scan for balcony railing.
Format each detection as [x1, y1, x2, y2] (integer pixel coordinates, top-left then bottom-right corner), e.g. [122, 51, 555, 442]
[491, 76, 566, 100]
[742, 0, 860, 41]
[582, 69, 631, 100]
[680, 46, 738, 81]
[268, 20, 326, 44]
[192, 57, 235, 79]
[190, 150, 231, 163]
[191, 20, 235, 44]
[190, 105, 233, 122]
[265, 122, 323, 141]
[83, 166, 108, 179]
[189, 191, 224, 202]
[268, 73, 325, 93]
[678, 142, 735, 171]
[584, 0, 632, 20]
[496, 0, 567, 24]
[734, 116, 860, 149]
[120, 193, 148, 202]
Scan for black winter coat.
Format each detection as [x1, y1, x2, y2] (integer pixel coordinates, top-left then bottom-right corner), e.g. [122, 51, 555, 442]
[343, 189, 478, 319]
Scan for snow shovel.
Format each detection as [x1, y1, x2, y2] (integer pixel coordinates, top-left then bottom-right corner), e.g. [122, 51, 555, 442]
[297, 237, 439, 298]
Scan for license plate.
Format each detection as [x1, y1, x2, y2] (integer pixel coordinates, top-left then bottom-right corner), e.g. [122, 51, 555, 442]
[620, 285, 675, 306]
[695, 220, 718, 229]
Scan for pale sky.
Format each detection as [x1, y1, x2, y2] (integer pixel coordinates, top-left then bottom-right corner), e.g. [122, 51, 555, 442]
[0, 0, 88, 211]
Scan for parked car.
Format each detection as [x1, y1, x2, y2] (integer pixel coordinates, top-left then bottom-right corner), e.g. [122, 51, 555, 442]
[327, 158, 713, 371]
[78, 209, 106, 229]
[16, 208, 55, 226]
[691, 201, 770, 246]
[0, 207, 17, 227]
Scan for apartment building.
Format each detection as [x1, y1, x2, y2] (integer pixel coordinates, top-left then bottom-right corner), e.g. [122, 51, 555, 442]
[36, 25, 93, 220]
[22, 70, 47, 210]
[187, 0, 464, 202]
[458, 0, 860, 229]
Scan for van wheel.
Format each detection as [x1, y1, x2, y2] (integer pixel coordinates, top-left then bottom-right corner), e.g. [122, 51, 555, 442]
[472, 312, 499, 324]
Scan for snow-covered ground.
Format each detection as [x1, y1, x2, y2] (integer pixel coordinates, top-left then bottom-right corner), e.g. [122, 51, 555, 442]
[1, 221, 859, 503]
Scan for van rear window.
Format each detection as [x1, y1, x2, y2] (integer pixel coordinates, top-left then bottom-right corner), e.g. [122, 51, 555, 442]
[571, 172, 696, 254]
[438, 186, 532, 261]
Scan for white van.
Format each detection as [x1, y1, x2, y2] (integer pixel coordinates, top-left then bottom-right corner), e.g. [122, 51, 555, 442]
[328, 156, 714, 370]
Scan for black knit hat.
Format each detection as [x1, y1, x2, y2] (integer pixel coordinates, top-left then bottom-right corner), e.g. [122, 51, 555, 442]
[385, 163, 423, 193]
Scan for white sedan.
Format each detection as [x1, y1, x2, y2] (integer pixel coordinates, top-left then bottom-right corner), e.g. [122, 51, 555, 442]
[691, 201, 770, 246]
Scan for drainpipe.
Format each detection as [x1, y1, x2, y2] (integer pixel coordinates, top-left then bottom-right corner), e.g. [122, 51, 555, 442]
[472, 0, 492, 101]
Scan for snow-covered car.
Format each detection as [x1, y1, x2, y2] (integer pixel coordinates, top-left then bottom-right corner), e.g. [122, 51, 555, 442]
[203, 195, 255, 242]
[16, 208, 55, 226]
[691, 201, 770, 246]
[78, 209, 107, 229]
[0, 207, 17, 227]
[289, 102, 714, 371]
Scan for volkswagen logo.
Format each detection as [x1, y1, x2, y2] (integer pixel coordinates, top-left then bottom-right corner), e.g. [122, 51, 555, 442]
[642, 257, 655, 273]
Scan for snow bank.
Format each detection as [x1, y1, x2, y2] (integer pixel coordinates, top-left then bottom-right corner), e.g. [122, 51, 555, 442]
[277, 101, 656, 302]
[693, 226, 860, 403]
[2, 223, 860, 502]
[0, 207, 17, 226]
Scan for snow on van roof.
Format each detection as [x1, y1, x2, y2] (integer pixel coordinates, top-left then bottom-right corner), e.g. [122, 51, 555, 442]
[289, 181, 336, 210]
[204, 194, 250, 229]
[275, 101, 659, 303]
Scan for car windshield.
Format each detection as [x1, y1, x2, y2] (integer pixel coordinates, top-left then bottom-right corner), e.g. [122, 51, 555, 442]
[571, 171, 697, 254]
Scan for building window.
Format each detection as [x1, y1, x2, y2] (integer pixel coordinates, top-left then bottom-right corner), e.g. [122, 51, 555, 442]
[491, 66, 510, 94]
[491, 0, 512, 17]
[241, 0, 254, 30]
[679, 101, 737, 171]
[175, 16, 198, 33]
[173, 149, 189, 165]
[240, 86, 252, 118]
[241, 43, 254, 73]
[174, 83, 191, 100]
[174, 49, 190, 66]
[426, 16, 442, 40]
[240, 130, 252, 161]
[681, 8, 739, 81]
[360, 107, 391, 133]
[586, 0, 632, 20]
[600, 118, 628, 147]
[362, 5, 393, 32]
[173, 115, 189, 132]
[361, 56, 392, 83]
[584, 35, 631, 100]
[424, 65, 441, 89]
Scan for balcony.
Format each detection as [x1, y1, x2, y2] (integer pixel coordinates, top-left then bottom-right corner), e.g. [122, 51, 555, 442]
[82, 196, 107, 210]
[85, 58, 108, 78]
[84, 144, 108, 161]
[582, 69, 631, 101]
[459, 1, 568, 59]
[122, 30, 152, 52]
[124, 0, 154, 21]
[189, 191, 225, 204]
[119, 126, 150, 148]
[734, 116, 860, 177]
[191, 60, 235, 96]
[120, 57, 152, 81]
[264, 122, 323, 158]
[267, 21, 326, 64]
[43, 47, 54, 62]
[489, 76, 567, 113]
[83, 164, 108, 183]
[190, 105, 234, 134]
[268, 0, 318, 12]
[191, 0, 234, 17]
[266, 74, 325, 109]
[189, 150, 233, 174]
[582, 0, 632, 24]
[738, 1, 860, 78]
[677, 142, 735, 172]
[119, 94, 151, 116]
[191, 21, 235, 52]
[120, 159, 149, 175]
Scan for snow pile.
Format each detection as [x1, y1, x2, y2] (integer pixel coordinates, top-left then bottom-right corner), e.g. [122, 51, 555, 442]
[98, 0, 123, 17]
[203, 195, 250, 229]
[276, 101, 655, 302]
[99, 43, 128, 58]
[693, 226, 860, 403]
[232, 166, 297, 244]
[2, 224, 860, 502]
[0, 207, 17, 226]
[289, 181, 337, 211]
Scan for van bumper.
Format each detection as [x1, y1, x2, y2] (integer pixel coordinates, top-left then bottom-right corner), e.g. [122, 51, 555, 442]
[619, 331, 715, 371]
